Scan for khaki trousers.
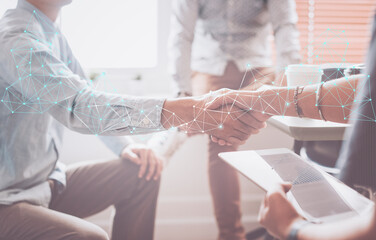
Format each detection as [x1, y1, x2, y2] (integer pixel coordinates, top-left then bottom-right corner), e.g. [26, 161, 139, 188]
[192, 62, 274, 240]
[0, 158, 160, 240]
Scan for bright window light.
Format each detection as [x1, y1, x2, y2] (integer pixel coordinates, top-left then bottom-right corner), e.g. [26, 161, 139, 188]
[62, 0, 158, 69]
[0, 0, 16, 18]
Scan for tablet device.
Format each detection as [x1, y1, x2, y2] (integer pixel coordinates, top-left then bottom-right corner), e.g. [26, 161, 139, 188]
[219, 148, 374, 223]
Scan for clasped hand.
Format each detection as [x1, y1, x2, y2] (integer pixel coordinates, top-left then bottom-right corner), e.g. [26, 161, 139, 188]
[185, 89, 270, 146]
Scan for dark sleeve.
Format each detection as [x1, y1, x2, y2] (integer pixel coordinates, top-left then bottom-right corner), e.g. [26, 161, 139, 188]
[337, 15, 376, 189]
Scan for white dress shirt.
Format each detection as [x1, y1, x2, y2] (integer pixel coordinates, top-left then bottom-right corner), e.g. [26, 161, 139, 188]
[169, 0, 301, 94]
[0, 0, 165, 207]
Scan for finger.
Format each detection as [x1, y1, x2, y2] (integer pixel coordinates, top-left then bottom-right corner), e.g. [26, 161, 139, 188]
[236, 111, 266, 130]
[218, 139, 228, 146]
[146, 150, 156, 181]
[123, 150, 141, 164]
[205, 91, 236, 110]
[234, 122, 260, 136]
[231, 129, 250, 141]
[227, 136, 246, 146]
[138, 150, 148, 178]
[153, 153, 164, 181]
[252, 111, 271, 122]
[211, 136, 219, 143]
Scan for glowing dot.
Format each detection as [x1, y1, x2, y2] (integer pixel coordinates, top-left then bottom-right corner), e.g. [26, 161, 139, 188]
[122, 119, 125, 122]
[54, 102, 57, 104]
[277, 93, 279, 95]
[344, 117, 346, 120]
[315, 104, 318, 106]
[12, 111, 14, 113]
[173, 113, 175, 115]
[37, 97, 40, 100]
[29, 62, 31, 64]
[22, 103, 25, 105]
[218, 124, 223, 129]
[353, 89, 355, 92]
[228, 112, 230, 114]
[99, 118, 102, 121]
[68, 108, 72, 111]
[30, 48, 33, 50]
[44, 85, 46, 88]
[0, 100, 2, 102]
[342, 105, 344, 108]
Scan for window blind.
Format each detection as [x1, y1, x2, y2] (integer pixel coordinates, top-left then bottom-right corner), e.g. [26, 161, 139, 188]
[296, 0, 375, 64]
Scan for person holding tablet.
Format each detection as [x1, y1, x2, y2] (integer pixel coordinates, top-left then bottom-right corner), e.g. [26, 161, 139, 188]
[206, 14, 376, 240]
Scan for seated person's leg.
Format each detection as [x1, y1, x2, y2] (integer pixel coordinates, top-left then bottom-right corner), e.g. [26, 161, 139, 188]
[0, 202, 108, 240]
[49, 158, 161, 240]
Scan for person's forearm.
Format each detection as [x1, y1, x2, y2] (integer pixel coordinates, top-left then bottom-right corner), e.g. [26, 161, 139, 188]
[250, 75, 361, 123]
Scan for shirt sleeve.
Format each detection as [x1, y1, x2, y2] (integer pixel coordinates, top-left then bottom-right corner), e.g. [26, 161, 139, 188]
[337, 17, 376, 189]
[64, 40, 135, 156]
[0, 34, 166, 136]
[168, 0, 199, 95]
[267, 0, 301, 71]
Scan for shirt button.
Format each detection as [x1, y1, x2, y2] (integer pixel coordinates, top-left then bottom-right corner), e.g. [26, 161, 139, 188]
[143, 118, 150, 125]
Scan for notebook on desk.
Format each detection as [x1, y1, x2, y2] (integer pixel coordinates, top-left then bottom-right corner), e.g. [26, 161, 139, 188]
[218, 148, 374, 223]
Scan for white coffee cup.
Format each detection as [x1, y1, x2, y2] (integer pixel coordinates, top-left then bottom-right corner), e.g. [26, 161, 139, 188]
[285, 64, 323, 87]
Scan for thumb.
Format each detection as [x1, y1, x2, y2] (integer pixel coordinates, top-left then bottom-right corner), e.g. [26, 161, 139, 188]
[205, 95, 226, 110]
[124, 149, 141, 164]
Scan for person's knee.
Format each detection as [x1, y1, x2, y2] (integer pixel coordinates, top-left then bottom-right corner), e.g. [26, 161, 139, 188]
[69, 225, 109, 240]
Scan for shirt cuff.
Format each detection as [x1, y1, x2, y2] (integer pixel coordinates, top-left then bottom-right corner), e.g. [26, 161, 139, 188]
[128, 98, 166, 133]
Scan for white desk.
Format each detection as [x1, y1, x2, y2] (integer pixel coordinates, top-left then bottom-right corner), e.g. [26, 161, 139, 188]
[268, 116, 350, 141]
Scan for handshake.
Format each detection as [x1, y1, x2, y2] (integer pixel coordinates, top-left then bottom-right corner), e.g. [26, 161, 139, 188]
[161, 88, 281, 146]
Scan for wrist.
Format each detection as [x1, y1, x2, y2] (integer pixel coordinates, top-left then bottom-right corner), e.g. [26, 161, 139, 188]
[161, 97, 199, 129]
[285, 219, 310, 240]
